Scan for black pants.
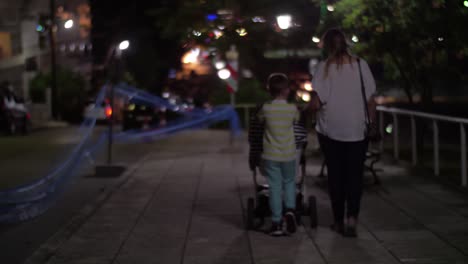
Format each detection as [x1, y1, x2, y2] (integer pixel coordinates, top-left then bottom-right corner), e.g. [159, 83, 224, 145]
[318, 133, 368, 224]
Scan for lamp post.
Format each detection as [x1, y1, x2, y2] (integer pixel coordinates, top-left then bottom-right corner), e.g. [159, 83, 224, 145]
[225, 45, 239, 106]
[49, 0, 58, 120]
[107, 40, 129, 165]
[95, 40, 129, 177]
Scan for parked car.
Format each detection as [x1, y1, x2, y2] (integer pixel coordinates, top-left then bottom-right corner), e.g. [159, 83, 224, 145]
[83, 99, 112, 123]
[122, 102, 160, 131]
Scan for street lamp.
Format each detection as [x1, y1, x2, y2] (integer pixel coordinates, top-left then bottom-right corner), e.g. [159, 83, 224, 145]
[327, 5, 335, 12]
[302, 93, 311, 102]
[118, 40, 130, 50]
[95, 39, 130, 177]
[64, 19, 73, 29]
[352, 35, 359, 43]
[276, 14, 292, 30]
[106, 40, 129, 165]
[217, 69, 231, 80]
[312, 36, 320, 43]
[236, 28, 248, 37]
[215, 61, 226, 70]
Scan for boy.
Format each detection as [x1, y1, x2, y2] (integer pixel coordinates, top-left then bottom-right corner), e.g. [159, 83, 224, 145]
[257, 73, 300, 236]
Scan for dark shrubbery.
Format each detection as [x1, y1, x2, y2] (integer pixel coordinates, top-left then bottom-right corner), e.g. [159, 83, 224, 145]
[29, 68, 87, 123]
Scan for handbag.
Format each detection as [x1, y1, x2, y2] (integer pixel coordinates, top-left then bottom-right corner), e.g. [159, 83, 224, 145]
[357, 59, 381, 142]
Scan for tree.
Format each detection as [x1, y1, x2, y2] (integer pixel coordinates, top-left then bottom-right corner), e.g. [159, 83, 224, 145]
[147, 0, 320, 103]
[29, 68, 87, 122]
[331, 0, 468, 106]
[90, 1, 182, 94]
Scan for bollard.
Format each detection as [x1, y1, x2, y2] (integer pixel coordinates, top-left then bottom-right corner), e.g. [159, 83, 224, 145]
[244, 106, 249, 130]
[392, 113, 399, 160]
[379, 111, 384, 152]
[411, 115, 417, 166]
[461, 124, 467, 186]
[433, 120, 439, 176]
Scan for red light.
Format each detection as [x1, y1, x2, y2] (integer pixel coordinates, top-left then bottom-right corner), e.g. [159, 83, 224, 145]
[105, 106, 113, 118]
[26, 113, 31, 119]
[208, 32, 215, 38]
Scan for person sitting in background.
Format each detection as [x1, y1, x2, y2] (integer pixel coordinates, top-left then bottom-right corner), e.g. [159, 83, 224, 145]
[1, 81, 26, 113]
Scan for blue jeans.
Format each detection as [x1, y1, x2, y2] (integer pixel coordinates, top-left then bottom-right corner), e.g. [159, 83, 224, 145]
[263, 159, 296, 223]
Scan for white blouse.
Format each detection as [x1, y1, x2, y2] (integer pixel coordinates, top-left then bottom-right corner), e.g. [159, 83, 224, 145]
[312, 58, 376, 142]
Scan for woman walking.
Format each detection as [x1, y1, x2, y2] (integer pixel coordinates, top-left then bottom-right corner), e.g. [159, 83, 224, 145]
[309, 28, 377, 237]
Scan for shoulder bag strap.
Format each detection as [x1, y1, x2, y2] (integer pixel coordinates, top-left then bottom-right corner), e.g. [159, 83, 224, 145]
[357, 58, 370, 125]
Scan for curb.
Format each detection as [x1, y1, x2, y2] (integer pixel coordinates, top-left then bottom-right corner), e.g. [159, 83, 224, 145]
[23, 154, 149, 264]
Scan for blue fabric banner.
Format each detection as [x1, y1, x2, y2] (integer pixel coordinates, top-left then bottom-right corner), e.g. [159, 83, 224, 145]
[0, 83, 240, 223]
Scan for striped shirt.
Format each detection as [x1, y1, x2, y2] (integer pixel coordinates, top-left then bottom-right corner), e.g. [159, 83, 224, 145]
[257, 100, 299, 162]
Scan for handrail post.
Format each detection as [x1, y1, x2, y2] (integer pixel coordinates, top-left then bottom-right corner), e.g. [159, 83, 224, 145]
[245, 106, 249, 130]
[461, 124, 467, 187]
[379, 111, 384, 152]
[377, 106, 468, 188]
[392, 113, 399, 160]
[433, 120, 439, 176]
[411, 115, 417, 166]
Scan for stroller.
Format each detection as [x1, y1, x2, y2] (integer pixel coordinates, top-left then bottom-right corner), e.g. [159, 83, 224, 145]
[246, 106, 317, 230]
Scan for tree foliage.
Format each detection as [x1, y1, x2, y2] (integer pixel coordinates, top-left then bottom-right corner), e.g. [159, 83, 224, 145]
[146, 0, 319, 103]
[29, 68, 86, 122]
[331, 0, 468, 104]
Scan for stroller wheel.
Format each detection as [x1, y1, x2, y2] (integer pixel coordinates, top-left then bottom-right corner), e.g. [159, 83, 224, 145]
[308, 195, 318, 228]
[246, 197, 255, 230]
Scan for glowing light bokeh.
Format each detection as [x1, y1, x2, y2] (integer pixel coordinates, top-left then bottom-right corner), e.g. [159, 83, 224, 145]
[119, 40, 130, 50]
[64, 19, 74, 29]
[217, 69, 231, 80]
[276, 15, 292, 30]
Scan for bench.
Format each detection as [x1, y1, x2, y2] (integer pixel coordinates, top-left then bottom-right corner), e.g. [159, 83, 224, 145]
[318, 150, 381, 185]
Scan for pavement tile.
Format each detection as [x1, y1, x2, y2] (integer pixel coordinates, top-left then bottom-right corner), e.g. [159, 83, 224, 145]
[194, 201, 242, 215]
[114, 250, 182, 264]
[29, 131, 468, 264]
[373, 230, 439, 242]
[414, 184, 468, 205]
[250, 228, 325, 264]
[49, 235, 121, 263]
[48, 256, 111, 264]
[384, 237, 465, 260]
[319, 240, 399, 264]
[147, 198, 194, 211]
[183, 234, 251, 264]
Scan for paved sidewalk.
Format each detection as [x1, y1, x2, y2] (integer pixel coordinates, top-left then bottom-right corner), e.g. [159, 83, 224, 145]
[27, 130, 468, 264]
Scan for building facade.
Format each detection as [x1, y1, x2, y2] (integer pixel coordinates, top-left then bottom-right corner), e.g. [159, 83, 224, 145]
[0, 0, 91, 102]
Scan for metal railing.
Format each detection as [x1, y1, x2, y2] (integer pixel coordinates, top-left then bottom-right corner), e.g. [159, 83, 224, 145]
[235, 104, 256, 129]
[234, 104, 467, 187]
[235, 103, 308, 129]
[377, 106, 468, 187]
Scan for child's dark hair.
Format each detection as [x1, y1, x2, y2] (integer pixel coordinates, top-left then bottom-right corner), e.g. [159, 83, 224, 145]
[267, 73, 289, 97]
